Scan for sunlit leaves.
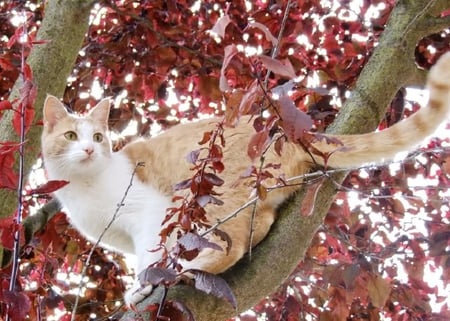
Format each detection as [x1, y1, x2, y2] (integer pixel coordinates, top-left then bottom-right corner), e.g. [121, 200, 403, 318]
[1, 0, 449, 320]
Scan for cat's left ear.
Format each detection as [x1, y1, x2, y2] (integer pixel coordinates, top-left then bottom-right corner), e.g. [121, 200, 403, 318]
[88, 98, 111, 124]
[43, 95, 69, 129]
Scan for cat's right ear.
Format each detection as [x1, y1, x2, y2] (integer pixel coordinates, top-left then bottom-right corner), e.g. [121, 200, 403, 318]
[43, 95, 68, 129]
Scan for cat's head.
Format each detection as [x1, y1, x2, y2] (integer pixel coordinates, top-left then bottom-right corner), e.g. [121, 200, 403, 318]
[41, 95, 112, 178]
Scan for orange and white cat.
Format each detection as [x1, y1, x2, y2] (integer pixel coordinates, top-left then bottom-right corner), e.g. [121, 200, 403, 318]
[41, 53, 450, 305]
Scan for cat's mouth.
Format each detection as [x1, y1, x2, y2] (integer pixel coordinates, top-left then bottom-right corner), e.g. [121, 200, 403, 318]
[80, 155, 95, 163]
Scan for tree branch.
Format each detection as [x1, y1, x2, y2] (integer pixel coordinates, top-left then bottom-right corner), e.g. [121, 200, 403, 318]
[120, 1, 450, 320]
[0, 0, 96, 265]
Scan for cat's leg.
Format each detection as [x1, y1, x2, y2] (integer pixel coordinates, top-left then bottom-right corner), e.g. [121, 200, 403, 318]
[125, 205, 277, 305]
[124, 236, 164, 306]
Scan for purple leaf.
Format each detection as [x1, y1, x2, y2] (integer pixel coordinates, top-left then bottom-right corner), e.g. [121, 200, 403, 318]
[278, 95, 313, 142]
[178, 232, 223, 252]
[138, 267, 177, 286]
[203, 173, 224, 186]
[196, 194, 224, 207]
[191, 270, 237, 309]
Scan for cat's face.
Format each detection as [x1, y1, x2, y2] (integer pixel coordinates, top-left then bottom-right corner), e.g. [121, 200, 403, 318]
[41, 95, 112, 177]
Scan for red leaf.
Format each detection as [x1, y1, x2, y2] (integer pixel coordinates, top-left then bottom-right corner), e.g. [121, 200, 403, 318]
[247, 129, 270, 162]
[191, 270, 237, 309]
[220, 44, 238, 92]
[209, 144, 223, 159]
[13, 106, 35, 136]
[247, 21, 278, 46]
[0, 57, 15, 71]
[238, 80, 262, 115]
[2, 290, 31, 321]
[28, 180, 69, 196]
[23, 63, 33, 81]
[278, 95, 313, 142]
[212, 161, 225, 173]
[198, 131, 212, 145]
[0, 217, 17, 250]
[0, 142, 20, 189]
[258, 55, 296, 79]
[0, 215, 25, 250]
[0, 100, 13, 113]
[210, 14, 231, 39]
[12, 80, 37, 135]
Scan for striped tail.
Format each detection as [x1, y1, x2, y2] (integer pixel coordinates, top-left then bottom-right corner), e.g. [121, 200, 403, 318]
[312, 52, 450, 169]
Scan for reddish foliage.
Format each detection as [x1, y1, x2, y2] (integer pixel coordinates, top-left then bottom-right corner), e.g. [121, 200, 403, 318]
[0, 142, 20, 189]
[0, 0, 449, 320]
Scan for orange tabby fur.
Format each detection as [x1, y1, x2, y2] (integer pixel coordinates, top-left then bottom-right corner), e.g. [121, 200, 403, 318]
[42, 53, 450, 303]
[122, 53, 450, 274]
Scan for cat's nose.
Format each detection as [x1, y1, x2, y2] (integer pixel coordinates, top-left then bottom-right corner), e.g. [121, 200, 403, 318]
[84, 147, 94, 156]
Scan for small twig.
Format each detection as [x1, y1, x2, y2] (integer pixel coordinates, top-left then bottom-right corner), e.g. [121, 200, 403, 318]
[71, 162, 144, 320]
[7, 11, 28, 321]
[247, 155, 267, 260]
[244, 0, 293, 254]
[263, 0, 293, 87]
[155, 286, 168, 320]
[200, 146, 450, 236]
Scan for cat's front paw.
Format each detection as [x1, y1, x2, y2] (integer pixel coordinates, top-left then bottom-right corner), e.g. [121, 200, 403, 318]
[124, 282, 155, 307]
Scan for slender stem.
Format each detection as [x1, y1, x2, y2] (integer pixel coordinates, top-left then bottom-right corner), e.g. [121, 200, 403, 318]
[70, 162, 143, 320]
[263, 0, 293, 87]
[155, 286, 168, 320]
[200, 146, 450, 237]
[8, 11, 28, 319]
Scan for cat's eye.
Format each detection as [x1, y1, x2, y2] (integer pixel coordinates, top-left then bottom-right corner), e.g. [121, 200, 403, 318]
[93, 133, 103, 143]
[64, 131, 78, 141]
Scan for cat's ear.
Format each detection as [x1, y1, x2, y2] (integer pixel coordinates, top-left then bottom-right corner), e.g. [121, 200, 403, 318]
[43, 95, 68, 128]
[88, 98, 111, 124]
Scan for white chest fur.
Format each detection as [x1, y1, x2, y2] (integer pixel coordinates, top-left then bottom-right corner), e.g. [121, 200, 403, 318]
[46, 152, 171, 255]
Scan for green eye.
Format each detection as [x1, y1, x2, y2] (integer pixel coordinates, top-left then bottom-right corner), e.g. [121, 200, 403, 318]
[93, 133, 103, 143]
[64, 131, 77, 141]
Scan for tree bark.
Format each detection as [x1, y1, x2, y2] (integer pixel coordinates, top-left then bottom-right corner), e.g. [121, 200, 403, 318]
[121, 1, 450, 320]
[0, 0, 96, 265]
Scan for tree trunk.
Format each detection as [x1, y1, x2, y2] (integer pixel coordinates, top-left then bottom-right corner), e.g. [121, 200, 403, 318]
[121, 1, 450, 320]
[0, 0, 96, 265]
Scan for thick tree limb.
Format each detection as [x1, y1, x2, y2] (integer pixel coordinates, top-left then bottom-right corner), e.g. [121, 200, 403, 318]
[121, 1, 450, 320]
[0, 0, 96, 265]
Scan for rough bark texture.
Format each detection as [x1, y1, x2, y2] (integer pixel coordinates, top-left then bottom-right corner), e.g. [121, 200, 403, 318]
[0, 0, 95, 265]
[122, 1, 450, 320]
